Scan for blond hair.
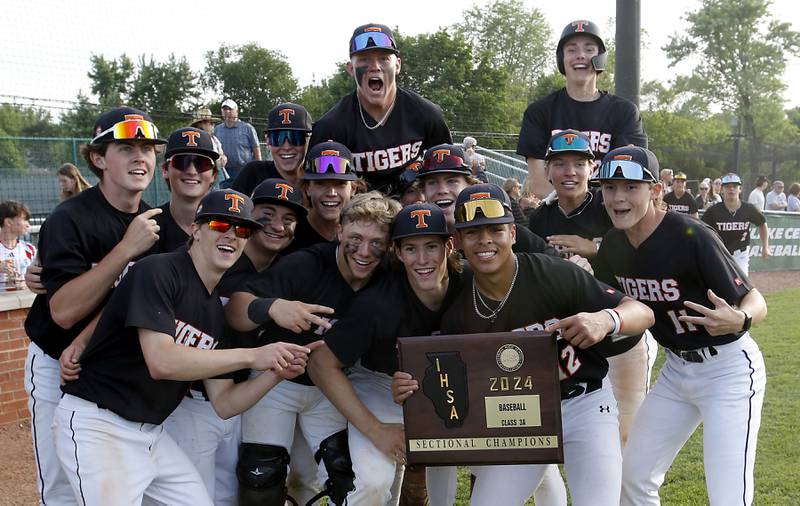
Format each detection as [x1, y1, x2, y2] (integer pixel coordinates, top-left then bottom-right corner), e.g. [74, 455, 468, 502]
[340, 191, 401, 228]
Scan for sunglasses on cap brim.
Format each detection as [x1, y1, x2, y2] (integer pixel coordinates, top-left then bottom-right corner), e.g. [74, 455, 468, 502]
[422, 154, 466, 171]
[311, 155, 351, 175]
[267, 130, 307, 147]
[206, 219, 254, 238]
[350, 32, 396, 53]
[169, 154, 215, 173]
[92, 119, 160, 144]
[454, 199, 510, 223]
[546, 134, 594, 158]
[598, 160, 656, 182]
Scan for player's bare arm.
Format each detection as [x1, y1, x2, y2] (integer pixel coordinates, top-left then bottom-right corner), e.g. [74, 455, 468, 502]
[759, 223, 771, 259]
[49, 207, 161, 329]
[225, 291, 335, 333]
[308, 344, 407, 465]
[526, 158, 554, 200]
[138, 328, 313, 381]
[679, 288, 767, 336]
[548, 234, 598, 258]
[545, 296, 654, 349]
[391, 371, 418, 405]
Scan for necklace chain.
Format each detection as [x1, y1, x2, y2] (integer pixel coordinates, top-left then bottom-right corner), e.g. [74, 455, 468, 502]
[472, 256, 519, 322]
[358, 97, 395, 131]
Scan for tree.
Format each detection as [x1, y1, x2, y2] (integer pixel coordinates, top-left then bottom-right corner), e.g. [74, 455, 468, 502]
[663, 0, 800, 175]
[203, 43, 298, 122]
[297, 63, 353, 120]
[87, 55, 134, 107]
[128, 54, 199, 133]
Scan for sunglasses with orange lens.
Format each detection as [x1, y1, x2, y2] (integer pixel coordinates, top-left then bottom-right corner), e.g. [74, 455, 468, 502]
[206, 220, 254, 238]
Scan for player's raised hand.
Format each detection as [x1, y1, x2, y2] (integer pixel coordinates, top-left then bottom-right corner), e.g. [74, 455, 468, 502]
[548, 234, 598, 258]
[680, 289, 746, 336]
[391, 371, 419, 405]
[268, 299, 335, 333]
[120, 207, 162, 258]
[545, 311, 613, 349]
[24, 258, 46, 294]
[251, 342, 313, 371]
[367, 422, 407, 465]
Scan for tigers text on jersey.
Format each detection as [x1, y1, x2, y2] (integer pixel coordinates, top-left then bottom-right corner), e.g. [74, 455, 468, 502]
[516, 89, 647, 161]
[310, 88, 451, 187]
[62, 251, 227, 425]
[324, 266, 464, 376]
[242, 242, 384, 385]
[595, 212, 752, 351]
[440, 253, 625, 394]
[701, 201, 766, 253]
[25, 186, 151, 359]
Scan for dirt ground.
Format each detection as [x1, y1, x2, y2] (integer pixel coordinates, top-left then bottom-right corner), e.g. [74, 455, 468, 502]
[1, 271, 797, 505]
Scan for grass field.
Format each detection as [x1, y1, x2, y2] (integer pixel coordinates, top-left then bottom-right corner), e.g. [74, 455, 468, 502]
[453, 287, 800, 505]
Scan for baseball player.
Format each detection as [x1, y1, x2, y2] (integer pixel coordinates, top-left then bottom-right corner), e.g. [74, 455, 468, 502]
[701, 173, 770, 275]
[662, 171, 699, 218]
[517, 20, 647, 199]
[231, 103, 313, 195]
[593, 147, 768, 505]
[225, 192, 401, 505]
[307, 203, 463, 505]
[424, 183, 653, 506]
[23, 106, 165, 505]
[53, 189, 315, 505]
[527, 130, 658, 445]
[152, 126, 221, 253]
[310, 23, 452, 194]
[283, 141, 358, 254]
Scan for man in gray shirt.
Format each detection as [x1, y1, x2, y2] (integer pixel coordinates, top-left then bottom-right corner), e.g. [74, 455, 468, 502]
[214, 99, 261, 186]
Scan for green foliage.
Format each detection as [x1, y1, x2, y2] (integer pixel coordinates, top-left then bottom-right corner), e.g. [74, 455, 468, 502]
[297, 63, 353, 121]
[0, 105, 62, 171]
[203, 43, 298, 122]
[127, 54, 199, 133]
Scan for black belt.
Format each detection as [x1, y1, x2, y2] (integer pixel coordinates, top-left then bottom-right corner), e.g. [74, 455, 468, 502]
[668, 346, 718, 363]
[561, 379, 602, 400]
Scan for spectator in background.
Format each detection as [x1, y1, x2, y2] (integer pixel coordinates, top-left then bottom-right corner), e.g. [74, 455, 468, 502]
[463, 136, 488, 182]
[0, 200, 36, 290]
[663, 171, 698, 218]
[503, 177, 527, 228]
[57, 163, 91, 201]
[191, 107, 228, 183]
[766, 180, 788, 211]
[747, 175, 769, 210]
[787, 182, 800, 212]
[213, 99, 261, 187]
[518, 176, 542, 220]
[659, 168, 674, 194]
[712, 177, 723, 197]
[695, 179, 716, 210]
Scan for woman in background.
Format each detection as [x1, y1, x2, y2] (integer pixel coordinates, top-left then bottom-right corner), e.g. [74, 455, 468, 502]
[57, 163, 91, 201]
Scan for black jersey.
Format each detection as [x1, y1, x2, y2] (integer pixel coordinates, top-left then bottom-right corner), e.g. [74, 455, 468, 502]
[517, 89, 647, 162]
[513, 225, 559, 257]
[441, 253, 625, 395]
[595, 212, 752, 351]
[701, 201, 766, 253]
[62, 251, 227, 425]
[324, 266, 464, 376]
[152, 202, 190, 254]
[230, 161, 281, 197]
[528, 190, 612, 249]
[241, 242, 382, 385]
[24, 186, 150, 359]
[310, 88, 452, 189]
[663, 192, 699, 215]
[282, 220, 332, 255]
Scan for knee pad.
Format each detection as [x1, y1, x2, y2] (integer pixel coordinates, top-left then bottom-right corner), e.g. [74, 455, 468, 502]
[309, 430, 355, 506]
[237, 443, 292, 506]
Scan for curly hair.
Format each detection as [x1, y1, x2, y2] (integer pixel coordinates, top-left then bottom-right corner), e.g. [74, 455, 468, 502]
[340, 191, 401, 228]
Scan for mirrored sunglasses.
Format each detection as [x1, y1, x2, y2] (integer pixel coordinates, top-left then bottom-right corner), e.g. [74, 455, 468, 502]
[92, 119, 159, 144]
[311, 155, 351, 175]
[350, 32, 395, 53]
[268, 130, 307, 147]
[169, 154, 215, 173]
[206, 220, 254, 238]
[455, 198, 509, 223]
[598, 160, 656, 182]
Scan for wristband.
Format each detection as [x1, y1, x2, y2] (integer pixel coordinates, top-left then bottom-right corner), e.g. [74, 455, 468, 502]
[247, 298, 276, 325]
[603, 308, 621, 336]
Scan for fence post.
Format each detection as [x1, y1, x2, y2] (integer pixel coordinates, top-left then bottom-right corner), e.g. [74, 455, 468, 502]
[72, 138, 78, 166]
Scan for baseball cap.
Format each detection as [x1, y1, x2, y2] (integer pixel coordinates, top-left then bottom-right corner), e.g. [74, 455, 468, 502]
[349, 24, 399, 56]
[597, 146, 659, 183]
[194, 189, 262, 229]
[164, 127, 219, 160]
[419, 144, 471, 177]
[454, 183, 515, 230]
[392, 202, 451, 241]
[251, 178, 307, 217]
[674, 171, 687, 180]
[545, 130, 594, 161]
[395, 160, 422, 195]
[721, 173, 742, 185]
[90, 106, 166, 146]
[221, 99, 238, 110]
[190, 107, 216, 127]
[266, 103, 313, 133]
[305, 141, 357, 181]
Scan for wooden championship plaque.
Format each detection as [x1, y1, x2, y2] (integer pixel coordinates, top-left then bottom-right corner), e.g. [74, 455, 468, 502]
[397, 331, 563, 466]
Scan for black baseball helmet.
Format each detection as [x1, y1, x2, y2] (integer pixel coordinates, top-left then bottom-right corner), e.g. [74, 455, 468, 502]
[251, 178, 307, 217]
[194, 189, 263, 229]
[556, 20, 607, 75]
[392, 202, 450, 241]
